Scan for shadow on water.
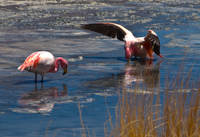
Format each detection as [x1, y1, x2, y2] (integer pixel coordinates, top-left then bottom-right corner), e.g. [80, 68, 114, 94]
[123, 59, 161, 93]
[11, 84, 68, 114]
[13, 79, 52, 85]
[85, 59, 161, 95]
[83, 56, 126, 62]
[83, 55, 159, 62]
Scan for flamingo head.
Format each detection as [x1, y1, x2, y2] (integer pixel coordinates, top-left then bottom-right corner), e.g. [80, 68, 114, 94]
[59, 58, 68, 75]
[62, 66, 68, 75]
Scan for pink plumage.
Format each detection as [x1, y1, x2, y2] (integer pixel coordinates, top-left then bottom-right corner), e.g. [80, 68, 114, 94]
[81, 22, 163, 60]
[18, 51, 68, 83]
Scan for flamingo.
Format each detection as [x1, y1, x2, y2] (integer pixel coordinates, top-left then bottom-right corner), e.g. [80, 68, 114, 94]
[18, 51, 68, 83]
[81, 22, 163, 60]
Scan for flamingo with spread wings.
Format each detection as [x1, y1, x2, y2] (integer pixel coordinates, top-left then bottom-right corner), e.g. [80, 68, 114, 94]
[18, 51, 68, 83]
[81, 22, 163, 60]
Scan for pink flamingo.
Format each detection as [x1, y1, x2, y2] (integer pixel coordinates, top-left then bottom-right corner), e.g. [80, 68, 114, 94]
[81, 22, 163, 60]
[18, 51, 68, 83]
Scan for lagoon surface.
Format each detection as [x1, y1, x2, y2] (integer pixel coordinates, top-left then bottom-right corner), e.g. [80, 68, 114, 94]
[0, 0, 200, 136]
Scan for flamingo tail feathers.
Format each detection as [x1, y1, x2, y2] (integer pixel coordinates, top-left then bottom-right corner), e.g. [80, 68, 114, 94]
[18, 52, 41, 72]
[18, 64, 27, 71]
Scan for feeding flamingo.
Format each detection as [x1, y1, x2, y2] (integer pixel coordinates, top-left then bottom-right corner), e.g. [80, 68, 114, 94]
[81, 22, 163, 60]
[18, 51, 68, 83]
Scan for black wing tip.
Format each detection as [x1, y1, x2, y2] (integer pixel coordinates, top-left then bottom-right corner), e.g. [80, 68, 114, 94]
[80, 22, 111, 27]
[80, 24, 87, 29]
[80, 23, 98, 30]
[79, 22, 125, 41]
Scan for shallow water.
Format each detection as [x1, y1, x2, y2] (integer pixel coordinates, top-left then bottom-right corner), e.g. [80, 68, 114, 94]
[0, 0, 200, 136]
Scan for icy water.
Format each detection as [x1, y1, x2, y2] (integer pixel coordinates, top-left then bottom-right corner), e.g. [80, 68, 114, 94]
[0, 0, 200, 136]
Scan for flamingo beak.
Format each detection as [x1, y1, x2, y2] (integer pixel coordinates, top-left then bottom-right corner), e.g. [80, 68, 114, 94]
[159, 54, 163, 58]
[63, 67, 68, 75]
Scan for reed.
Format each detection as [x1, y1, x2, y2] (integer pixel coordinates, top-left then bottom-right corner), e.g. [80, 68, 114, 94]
[79, 61, 200, 137]
[107, 63, 200, 137]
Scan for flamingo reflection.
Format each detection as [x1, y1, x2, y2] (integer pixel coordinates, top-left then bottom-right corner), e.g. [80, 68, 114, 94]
[18, 84, 68, 113]
[85, 60, 161, 95]
[123, 59, 161, 93]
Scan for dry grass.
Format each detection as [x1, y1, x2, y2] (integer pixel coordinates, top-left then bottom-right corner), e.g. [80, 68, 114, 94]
[106, 63, 200, 137]
[79, 62, 200, 137]
[107, 90, 200, 137]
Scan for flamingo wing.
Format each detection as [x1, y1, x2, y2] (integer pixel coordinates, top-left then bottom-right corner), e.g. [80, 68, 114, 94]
[144, 30, 161, 56]
[18, 52, 41, 71]
[81, 22, 134, 42]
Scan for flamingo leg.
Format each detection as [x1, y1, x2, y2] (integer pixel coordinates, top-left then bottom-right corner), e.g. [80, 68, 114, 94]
[41, 82, 44, 89]
[35, 73, 37, 83]
[34, 83, 38, 91]
[41, 76, 44, 83]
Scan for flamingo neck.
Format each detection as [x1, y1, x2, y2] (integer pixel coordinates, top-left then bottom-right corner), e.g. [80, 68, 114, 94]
[48, 57, 68, 73]
[56, 57, 68, 70]
[125, 47, 132, 60]
[125, 41, 136, 60]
